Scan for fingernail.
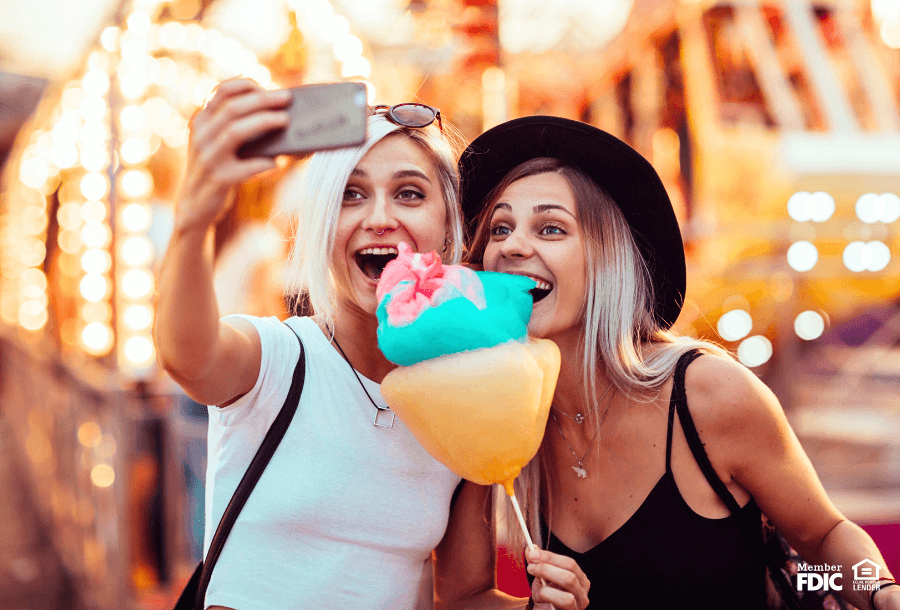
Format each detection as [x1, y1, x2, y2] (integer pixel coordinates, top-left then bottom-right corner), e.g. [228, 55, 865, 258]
[526, 564, 535, 574]
[275, 89, 292, 101]
[528, 550, 540, 562]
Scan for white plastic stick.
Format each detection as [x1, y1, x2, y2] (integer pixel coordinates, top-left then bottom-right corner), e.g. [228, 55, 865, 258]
[508, 491, 536, 551]
[508, 491, 554, 609]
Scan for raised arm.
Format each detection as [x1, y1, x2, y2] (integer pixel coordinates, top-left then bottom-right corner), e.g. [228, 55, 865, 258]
[687, 356, 899, 610]
[154, 79, 291, 406]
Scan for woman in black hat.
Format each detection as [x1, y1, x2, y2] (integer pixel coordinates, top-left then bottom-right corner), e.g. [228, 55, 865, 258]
[438, 116, 898, 610]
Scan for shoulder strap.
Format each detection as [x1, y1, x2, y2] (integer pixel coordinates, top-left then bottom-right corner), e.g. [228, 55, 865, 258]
[673, 350, 805, 610]
[194, 324, 306, 610]
[671, 350, 744, 514]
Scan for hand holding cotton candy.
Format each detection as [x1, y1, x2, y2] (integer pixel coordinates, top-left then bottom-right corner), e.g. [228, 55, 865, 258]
[376, 242, 560, 553]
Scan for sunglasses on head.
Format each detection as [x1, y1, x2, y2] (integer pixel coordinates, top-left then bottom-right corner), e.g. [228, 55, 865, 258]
[370, 103, 443, 132]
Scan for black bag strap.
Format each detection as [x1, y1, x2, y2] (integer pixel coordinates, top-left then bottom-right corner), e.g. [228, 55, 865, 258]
[193, 323, 307, 610]
[671, 349, 806, 610]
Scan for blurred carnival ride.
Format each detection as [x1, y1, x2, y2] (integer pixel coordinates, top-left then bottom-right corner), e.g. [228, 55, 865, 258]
[0, 0, 898, 607]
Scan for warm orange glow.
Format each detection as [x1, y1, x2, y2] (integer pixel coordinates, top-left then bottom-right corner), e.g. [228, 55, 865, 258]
[77, 422, 103, 448]
[90, 464, 115, 488]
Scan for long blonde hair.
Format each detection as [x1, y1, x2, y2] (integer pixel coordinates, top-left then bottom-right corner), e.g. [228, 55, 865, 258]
[277, 114, 466, 325]
[467, 157, 732, 552]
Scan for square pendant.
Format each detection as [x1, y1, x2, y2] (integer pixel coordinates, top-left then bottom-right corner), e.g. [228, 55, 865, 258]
[374, 409, 395, 428]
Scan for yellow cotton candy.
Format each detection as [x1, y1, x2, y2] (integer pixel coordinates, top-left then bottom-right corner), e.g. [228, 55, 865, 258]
[380, 339, 561, 488]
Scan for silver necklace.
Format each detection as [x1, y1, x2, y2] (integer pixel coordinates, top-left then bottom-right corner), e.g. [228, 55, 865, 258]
[328, 325, 395, 428]
[551, 387, 615, 478]
[552, 413, 594, 478]
[551, 383, 612, 424]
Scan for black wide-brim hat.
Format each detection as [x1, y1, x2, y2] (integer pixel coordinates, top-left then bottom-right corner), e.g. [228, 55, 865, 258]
[459, 116, 686, 329]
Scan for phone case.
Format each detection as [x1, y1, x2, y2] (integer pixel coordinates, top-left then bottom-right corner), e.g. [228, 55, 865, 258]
[238, 82, 368, 158]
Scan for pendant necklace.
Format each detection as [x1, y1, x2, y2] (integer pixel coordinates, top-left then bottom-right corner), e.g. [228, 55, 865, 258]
[552, 385, 615, 478]
[551, 383, 612, 424]
[328, 324, 395, 428]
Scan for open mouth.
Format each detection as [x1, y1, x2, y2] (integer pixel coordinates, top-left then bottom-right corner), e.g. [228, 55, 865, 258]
[355, 247, 399, 282]
[528, 278, 553, 304]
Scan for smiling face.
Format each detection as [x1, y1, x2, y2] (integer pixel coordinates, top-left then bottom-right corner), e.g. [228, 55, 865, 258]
[482, 171, 587, 343]
[332, 133, 448, 316]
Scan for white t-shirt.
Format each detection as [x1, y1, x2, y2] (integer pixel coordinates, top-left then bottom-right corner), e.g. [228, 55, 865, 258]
[203, 315, 462, 610]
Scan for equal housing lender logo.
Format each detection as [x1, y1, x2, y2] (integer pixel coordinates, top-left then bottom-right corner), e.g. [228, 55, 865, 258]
[795, 558, 883, 592]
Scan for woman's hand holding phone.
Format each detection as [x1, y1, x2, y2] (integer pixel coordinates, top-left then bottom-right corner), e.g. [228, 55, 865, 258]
[175, 78, 291, 235]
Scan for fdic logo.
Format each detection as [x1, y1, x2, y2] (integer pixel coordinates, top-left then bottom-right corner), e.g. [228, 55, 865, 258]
[796, 563, 842, 592]
[795, 559, 883, 593]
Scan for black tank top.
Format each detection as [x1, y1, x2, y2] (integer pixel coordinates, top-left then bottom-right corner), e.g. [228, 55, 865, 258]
[531, 353, 768, 609]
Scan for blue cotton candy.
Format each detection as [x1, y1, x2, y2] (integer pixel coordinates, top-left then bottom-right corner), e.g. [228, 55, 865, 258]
[377, 271, 536, 366]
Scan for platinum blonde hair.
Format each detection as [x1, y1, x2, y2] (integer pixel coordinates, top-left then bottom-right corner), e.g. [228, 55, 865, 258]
[277, 114, 466, 326]
[467, 158, 732, 553]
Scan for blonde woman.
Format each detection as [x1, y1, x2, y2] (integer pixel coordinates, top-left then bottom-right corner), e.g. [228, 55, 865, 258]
[440, 116, 899, 610]
[155, 78, 470, 609]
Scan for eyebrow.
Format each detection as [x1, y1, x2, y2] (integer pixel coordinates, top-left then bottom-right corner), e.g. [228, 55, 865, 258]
[490, 201, 576, 218]
[350, 168, 432, 183]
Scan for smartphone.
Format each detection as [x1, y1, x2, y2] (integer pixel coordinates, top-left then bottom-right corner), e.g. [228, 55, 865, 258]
[238, 82, 368, 158]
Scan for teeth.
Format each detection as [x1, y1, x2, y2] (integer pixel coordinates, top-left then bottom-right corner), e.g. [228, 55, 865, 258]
[521, 275, 551, 291]
[358, 247, 399, 256]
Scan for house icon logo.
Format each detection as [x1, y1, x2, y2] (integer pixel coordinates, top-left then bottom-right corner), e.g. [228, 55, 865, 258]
[853, 559, 881, 581]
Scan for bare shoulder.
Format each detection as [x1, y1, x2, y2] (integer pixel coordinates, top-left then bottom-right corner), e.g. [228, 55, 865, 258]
[681, 353, 784, 439]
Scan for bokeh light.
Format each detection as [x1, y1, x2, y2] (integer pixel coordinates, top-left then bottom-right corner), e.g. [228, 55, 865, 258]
[80, 172, 108, 200]
[882, 19, 900, 48]
[122, 270, 153, 298]
[80, 274, 109, 302]
[80, 96, 107, 122]
[843, 241, 870, 272]
[124, 336, 154, 364]
[81, 221, 111, 249]
[857, 193, 883, 223]
[77, 422, 102, 447]
[878, 193, 900, 223]
[787, 241, 818, 272]
[120, 105, 146, 131]
[807, 192, 835, 222]
[121, 170, 152, 198]
[90, 464, 115, 488]
[866, 241, 891, 271]
[843, 241, 889, 272]
[81, 200, 107, 223]
[122, 203, 151, 231]
[717, 309, 753, 342]
[121, 236, 153, 266]
[81, 249, 112, 274]
[737, 335, 773, 368]
[794, 311, 825, 340]
[20, 158, 49, 189]
[82, 322, 112, 351]
[123, 305, 153, 330]
[120, 138, 148, 164]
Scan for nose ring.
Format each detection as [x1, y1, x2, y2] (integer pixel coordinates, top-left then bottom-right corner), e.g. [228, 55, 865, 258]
[374, 228, 387, 235]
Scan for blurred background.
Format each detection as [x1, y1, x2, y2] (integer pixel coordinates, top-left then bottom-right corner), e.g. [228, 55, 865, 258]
[0, 0, 898, 607]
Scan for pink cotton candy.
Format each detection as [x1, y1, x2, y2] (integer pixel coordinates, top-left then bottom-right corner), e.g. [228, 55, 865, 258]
[378, 242, 486, 327]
